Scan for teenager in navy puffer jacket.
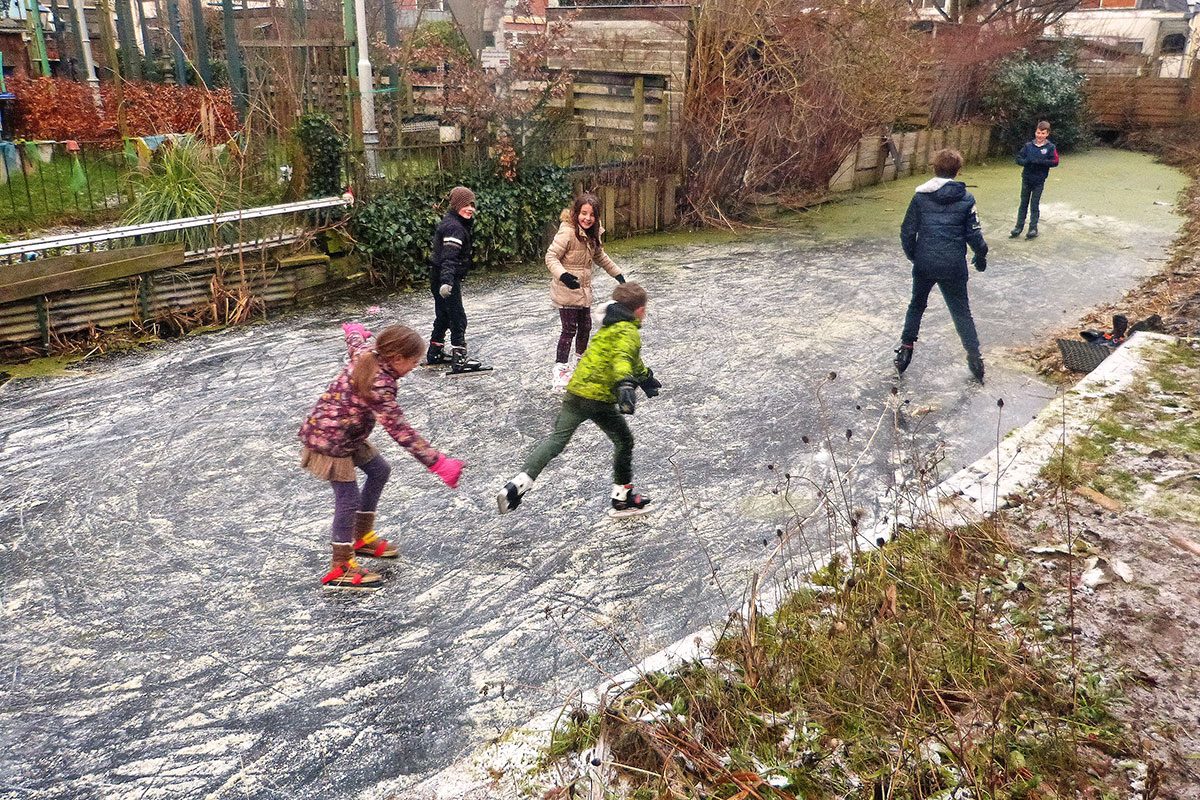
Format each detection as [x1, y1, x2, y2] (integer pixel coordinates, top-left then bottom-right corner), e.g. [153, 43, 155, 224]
[895, 148, 989, 382]
[1010, 121, 1059, 239]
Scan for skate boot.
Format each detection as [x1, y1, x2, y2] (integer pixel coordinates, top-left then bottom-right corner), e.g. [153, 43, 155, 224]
[321, 543, 382, 589]
[1025, 227, 1038, 240]
[425, 341, 450, 366]
[450, 346, 493, 375]
[552, 362, 571, 390]
[894, 343, 914, 374]
[1009, 226, 1022, 238]
[609, 484, 653, 518]
[497, 472, 534, 514]
[352, 511, 398, 558]
[967, 352, 985, 383]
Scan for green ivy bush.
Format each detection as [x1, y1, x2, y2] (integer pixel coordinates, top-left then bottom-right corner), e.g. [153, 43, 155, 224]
[984, 49, 1089, 153]
[351, 163, 570, 283]
[295, 113, 347, 198]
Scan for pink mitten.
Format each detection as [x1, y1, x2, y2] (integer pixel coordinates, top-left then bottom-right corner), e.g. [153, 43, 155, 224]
[342, 322, 370, 340]
[429, 455, 464, 488]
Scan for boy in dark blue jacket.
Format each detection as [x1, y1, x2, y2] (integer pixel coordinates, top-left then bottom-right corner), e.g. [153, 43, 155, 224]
[426, 185, 489, 373]
[1010, 121, 1059, 240]
[894, 148, 989, 383]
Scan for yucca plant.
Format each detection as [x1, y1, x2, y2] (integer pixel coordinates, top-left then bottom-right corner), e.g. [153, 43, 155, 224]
[122, 138, 232, 250]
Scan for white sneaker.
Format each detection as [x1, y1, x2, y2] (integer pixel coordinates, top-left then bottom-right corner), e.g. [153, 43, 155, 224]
[552, 362, 571, 389]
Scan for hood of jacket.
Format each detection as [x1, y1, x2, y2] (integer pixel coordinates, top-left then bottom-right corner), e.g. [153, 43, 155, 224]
[601, 301, 641, 328]
[915, 177, 967, 205]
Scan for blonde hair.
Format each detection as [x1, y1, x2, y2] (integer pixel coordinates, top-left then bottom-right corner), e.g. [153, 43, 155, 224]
[350, 325, 425, 398]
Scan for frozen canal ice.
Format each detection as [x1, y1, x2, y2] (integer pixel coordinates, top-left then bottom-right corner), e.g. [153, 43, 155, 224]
[0, 149, 1185, 798]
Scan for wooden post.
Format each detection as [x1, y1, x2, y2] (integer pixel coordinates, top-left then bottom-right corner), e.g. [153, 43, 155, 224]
[600, 186, 616, 238]
[631, 76, 645, 156]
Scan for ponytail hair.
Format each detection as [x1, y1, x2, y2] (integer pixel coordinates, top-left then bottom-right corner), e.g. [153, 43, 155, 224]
[350, 325, 425, 398]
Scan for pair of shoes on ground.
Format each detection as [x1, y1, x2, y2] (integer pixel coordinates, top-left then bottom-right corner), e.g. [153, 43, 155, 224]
[894, 342, 985, 383]
[496, 472, 652, 518]
[1009, 226, 1038, 239]
[321, 511, 397, 590]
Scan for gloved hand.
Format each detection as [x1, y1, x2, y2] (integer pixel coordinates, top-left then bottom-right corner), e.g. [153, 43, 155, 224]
[439, 283, 454, 299]
[617, 381, 638, 415]
[342, 322, 370, 340]
[558, 272, 581, 290]
[429, 455, 464, 488]
[615, 273, 627, 284]
[973, 254, 987, 272]
[639, 368, 661, 398]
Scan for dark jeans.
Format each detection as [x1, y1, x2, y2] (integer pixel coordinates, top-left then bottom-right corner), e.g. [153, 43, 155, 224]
[329, 455, 391, 543]
[430, 277, 467, 347]
[523, 392, 634, 484]
[901, 274, 981, 357]
[1016, 178, 1045, 231]
[556, 307, 592, 363]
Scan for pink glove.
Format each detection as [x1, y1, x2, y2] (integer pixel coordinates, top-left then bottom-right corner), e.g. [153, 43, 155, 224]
[429, 455, 464, 488]
[342, 322, 370, 340]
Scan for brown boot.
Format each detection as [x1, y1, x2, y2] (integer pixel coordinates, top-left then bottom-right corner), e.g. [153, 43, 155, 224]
[321, 542, 382, 589]
[353, 512, 398, 558]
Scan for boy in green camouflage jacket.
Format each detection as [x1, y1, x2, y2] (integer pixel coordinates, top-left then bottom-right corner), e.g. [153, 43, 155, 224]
[497, 282, 661, 518]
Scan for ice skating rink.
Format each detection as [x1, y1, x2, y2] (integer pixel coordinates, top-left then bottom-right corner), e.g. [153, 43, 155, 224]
[0, 150, 1185, 798]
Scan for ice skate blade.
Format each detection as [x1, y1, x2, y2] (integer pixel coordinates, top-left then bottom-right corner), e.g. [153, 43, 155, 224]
[321, 581, 382, 591]
[447, 366, 495, 377]
[607, 505, 655, 519]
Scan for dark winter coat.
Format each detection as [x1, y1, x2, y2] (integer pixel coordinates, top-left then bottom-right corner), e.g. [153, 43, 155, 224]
[428, 210, 474, 287]
[1016, 139, 1059, 184]
[900, 177, 988, 281]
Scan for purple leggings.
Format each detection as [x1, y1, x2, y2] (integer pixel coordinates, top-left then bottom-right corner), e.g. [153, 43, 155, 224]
[330, 455, 391, 543]
[556, 307, 592, 363]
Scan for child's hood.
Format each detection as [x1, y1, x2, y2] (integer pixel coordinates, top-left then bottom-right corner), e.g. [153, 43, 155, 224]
[600, 301, 641, 328]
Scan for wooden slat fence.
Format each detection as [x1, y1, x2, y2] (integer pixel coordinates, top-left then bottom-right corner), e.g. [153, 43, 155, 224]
[1085, 76, 1200, 129]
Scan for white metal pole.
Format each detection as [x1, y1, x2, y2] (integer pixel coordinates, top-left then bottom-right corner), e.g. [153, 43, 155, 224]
[72, 0, 102, 108]
[353, 0, 380, 177]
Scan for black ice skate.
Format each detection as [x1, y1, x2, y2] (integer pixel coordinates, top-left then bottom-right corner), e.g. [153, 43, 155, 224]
[609, 484, 653, 518]
[424, 342, 451, 367]
[497, 472, 534, 514]
[449, 346, 494, 376]
[894, 343, 914, 374]
[967, 352, 985, 383]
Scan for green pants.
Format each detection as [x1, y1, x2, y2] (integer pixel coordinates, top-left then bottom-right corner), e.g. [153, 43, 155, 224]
[523, 392, 634, 484]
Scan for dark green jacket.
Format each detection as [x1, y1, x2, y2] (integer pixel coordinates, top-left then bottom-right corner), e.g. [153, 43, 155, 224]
[567, 302, 647, 404]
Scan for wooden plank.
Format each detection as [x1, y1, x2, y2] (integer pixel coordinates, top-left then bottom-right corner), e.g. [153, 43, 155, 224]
[1, 244, 179, 287]
[0, 245, 186, 305]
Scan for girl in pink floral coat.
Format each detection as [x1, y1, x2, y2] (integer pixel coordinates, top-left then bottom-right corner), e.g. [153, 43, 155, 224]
[300, 323, 464, 589]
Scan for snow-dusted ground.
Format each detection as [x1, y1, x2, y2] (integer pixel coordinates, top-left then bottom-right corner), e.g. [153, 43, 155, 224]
[0, 150, 1184, 798]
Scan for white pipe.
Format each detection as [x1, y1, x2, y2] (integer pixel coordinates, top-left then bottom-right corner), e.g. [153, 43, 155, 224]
[71, 0, 102, 108]
[353, 0, 380, 177]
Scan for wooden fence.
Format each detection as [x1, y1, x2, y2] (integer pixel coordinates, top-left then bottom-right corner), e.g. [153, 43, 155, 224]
[828, 124, 993, 193]
[1085, 76, 1200, 130]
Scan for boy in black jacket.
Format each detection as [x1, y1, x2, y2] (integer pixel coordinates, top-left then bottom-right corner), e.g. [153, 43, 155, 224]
[426, 185, 489, 373]
[894, 148, 989, 383]
[1010, 121, 1059, 240]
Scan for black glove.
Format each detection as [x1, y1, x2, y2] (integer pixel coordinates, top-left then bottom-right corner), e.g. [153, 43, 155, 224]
[615, 273, 627, 284]
[973, 254, 987, 272]
[558, 272, 581, 290]
[639, 368, 661, 398]
[617, 381, 638, 415]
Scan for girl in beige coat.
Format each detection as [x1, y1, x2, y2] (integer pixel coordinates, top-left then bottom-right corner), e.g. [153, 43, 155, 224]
[545, 193, 627, 388]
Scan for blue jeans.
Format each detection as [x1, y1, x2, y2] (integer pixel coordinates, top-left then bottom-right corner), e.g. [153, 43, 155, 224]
[901, 274, 980, 357]
[1016, 179, 1045, 231]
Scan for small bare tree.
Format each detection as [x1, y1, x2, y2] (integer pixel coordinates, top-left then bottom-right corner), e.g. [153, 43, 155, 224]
[682, 0, 928, 223]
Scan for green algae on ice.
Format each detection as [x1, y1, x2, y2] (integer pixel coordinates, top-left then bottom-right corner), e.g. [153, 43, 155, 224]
[793, 147, 1186, 245]
[0, 354, 86, 383]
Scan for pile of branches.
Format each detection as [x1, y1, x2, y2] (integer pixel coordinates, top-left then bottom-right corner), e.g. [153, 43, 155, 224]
[681, 0, 926, 223]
